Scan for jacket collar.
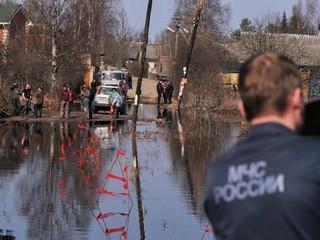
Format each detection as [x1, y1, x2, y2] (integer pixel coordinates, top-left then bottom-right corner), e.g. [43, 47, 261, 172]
[248, 123, 296, 138]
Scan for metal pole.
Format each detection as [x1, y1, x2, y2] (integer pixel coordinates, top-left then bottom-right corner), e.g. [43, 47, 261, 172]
[178, 0, 204, 111]
[131, 0, 153, 136]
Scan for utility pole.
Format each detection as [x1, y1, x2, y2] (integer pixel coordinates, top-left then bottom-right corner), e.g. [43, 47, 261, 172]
[177, 0, 204, 111]
[175, 25, 180, 59]
[131, 0, 153, 136]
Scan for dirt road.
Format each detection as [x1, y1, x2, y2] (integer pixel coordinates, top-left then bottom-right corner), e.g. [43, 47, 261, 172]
[127, 77, 158, 104]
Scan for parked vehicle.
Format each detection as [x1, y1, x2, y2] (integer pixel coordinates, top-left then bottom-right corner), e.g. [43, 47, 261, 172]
[92, 86, 118, 113]
[101, 70, 125, 87]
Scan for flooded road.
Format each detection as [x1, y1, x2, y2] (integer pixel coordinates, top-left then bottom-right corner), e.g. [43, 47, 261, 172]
[0, 105, 241, 240]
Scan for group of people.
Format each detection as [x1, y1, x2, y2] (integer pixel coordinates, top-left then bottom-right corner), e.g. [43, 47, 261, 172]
[79, 74, 127, 120]
[157, 79, 174, 105]
[10, 82, 45, 118]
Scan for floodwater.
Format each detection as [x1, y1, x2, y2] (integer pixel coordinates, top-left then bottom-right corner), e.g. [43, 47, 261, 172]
[0, 104, 241, 240]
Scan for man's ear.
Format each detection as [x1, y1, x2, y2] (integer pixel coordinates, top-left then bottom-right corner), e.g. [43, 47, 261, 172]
[238, 100, 247, 119]
[292, 88, 303, 110]
[291, 88, 303, 123]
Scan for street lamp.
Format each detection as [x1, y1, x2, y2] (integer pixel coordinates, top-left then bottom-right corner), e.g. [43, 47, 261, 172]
[166, 24, 189, 58]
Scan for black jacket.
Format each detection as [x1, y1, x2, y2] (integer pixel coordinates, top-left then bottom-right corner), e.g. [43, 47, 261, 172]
[156, 82, 163, 95]
[204, 123, 320, 240]
[89, 80, 99, 101]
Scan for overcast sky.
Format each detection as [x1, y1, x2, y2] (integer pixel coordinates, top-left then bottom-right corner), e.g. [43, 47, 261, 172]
[123, 0, 299, 41]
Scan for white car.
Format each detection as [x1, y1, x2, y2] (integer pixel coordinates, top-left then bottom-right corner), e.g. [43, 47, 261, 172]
[101, 70, 125, 87]
[92, 85, 118, 113]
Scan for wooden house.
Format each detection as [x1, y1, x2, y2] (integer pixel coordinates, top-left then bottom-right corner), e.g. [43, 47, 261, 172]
[223, 32, 320, 101]
[0, 3, 31, 48]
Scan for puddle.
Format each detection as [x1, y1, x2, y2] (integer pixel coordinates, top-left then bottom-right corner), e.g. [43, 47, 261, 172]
[0, 106, 240, 239]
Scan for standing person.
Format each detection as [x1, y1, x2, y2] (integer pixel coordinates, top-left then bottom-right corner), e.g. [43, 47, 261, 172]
[10, 82, 20, 116]
[110, 88, 119, 115]
[80, 84, 85, 112]
[66, 85, 73, 118]
[81, 84, 90, 118]
[22, 83, 32, 115]
[162, 80, 168, 104]
[119, 78, 128, 96]
[80, 84, 90, 112]
[204, 53, 320, 240]
[165, 80, 174, 104]
[88, 78, 100, 120]
[112, 88, 119, 99]
[112, 89, 124, 119]
[60, 84, 72, 119]
[126, 71, 133, 90]
[156, 80, 163, 105]
[34, 88, 45, 118]
[118, 79, 128, 114]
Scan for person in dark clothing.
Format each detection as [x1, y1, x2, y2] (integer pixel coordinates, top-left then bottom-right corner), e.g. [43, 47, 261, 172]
[156, 81, 164, 105]
[88, 78, 100, 120]
[165, 80, 174, 104]
[126, 71, 133, 90]
[10, 82, 20, 116]
[22, 83, 32, 115]
[119, 79, 128, 96]
[204, 53, 320, 240]
[162, 80, 168, 104]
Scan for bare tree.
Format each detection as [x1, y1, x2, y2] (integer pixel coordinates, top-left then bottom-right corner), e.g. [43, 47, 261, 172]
[304, 0, 319, 34]
[239, 17, 307, 61]
[0, 0, 122, 103]
[20, 0, 118, 96]
[114, 7, 134, 66]
[157, 0, 231, 110]
[24, 0, 71, 95]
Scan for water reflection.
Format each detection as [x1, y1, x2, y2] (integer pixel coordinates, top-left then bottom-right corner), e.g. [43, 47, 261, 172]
[0, 105, 241, 240]
[0, 122, 112, 239]
[18, 122, 98, 239]
[132, 136, 146, 240]
[169, 109, 241, 220]
[157, 105, 174, 128]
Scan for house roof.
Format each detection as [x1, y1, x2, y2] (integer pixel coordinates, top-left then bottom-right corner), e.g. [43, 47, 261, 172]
[128, 42, 161, 61]
[224, 32, 320, 67]
[0, 3, 22, 24]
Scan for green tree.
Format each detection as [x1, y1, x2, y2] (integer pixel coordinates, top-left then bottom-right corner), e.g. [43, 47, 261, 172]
[240, 18, 255, 32]
[281, 11, 288, 33]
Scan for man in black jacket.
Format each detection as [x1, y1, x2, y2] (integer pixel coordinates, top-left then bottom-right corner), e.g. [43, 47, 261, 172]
[204, 53, 320, 240]
[10, 82, 20, 116]
[88, 77, 100, 120]
[156, 80, 163, 105]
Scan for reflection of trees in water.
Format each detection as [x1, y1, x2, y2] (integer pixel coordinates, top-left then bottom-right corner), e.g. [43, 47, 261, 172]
[169, 110, 240, 220]
[0, 123, 29, 172]
[3, 122, 102, 239]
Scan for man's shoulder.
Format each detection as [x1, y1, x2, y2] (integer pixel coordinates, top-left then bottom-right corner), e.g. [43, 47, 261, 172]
[213, 134, 320, 167]
[281, 134, 320, 153]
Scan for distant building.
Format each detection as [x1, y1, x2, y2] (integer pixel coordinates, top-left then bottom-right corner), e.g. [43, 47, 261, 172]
[223, 32, 320, 100]
[0, 3, 31, 48]
[127, 42, 170, 79]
